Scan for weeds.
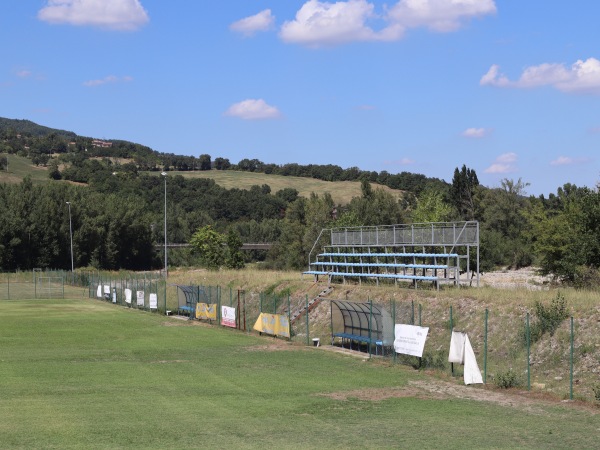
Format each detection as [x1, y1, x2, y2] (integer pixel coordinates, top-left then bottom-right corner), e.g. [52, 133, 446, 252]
[525, 291, 569, 345]
[592, 383, 600, 403]
[494, 368, 521, 389]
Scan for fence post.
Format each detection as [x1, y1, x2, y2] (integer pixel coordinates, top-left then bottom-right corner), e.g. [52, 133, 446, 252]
[484, 308, 488, 384]
[368, 299, 373, 359]
[218, 286, 222, 325]
[287, 293, 291, 340]
[450, 305, 454, 376]
[570, 316, 574, 400]
[237, 290, 241, 330]
[306, 295, 309, 346]
[392, 299, 396, 364]
[243, 290, 246, 332]
[526, 312, 531, 391]
[419, 304, 422, 327]
[411, 300, 414, 325]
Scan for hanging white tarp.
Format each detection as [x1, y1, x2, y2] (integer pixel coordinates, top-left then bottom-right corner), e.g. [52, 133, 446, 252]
[463, 335, 483, 385]
[394, 324, 429, 357]
[448, 331, 466, 364]
[448, 331, 483, 385]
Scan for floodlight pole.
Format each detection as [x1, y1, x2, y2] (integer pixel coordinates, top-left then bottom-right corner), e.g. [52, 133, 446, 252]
[66, 201, 74, 272]
[161, 172, 168, 278]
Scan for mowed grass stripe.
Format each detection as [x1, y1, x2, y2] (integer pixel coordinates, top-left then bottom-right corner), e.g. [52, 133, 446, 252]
[0, 299, 598, 449]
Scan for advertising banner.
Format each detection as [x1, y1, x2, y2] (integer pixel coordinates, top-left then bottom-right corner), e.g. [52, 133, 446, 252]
[253, 313, 290, 338]
[149, 293, 158, 310]
[124, 289, 132, 304]
[196, 303, 217, 320]
[394, 324, 429, 357]
[96, 285, 102, 298]
[221, 305, 236, 328]
[136, 290, 144, 307]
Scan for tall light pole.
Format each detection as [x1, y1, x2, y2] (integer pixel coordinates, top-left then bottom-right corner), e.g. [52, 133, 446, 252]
[66, 201, 74, 272]
[161, 172, 168, 277]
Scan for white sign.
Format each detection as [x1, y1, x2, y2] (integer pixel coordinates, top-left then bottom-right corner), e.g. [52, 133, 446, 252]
[124, 289, 132, 304]
[96, 285, 102, 298]
[136, 291, 145, 307]
[394, 324, 429, 357]
[221, 306, 236, 328]
[149, 293, 158, 310]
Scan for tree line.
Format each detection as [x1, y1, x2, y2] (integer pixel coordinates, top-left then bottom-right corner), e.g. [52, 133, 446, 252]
[2, 118, 600, 285]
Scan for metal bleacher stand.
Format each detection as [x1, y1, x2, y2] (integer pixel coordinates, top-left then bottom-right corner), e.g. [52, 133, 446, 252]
[303, 221, 479, 289]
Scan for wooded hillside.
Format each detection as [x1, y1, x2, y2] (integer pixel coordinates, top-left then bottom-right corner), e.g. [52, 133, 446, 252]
[1, 117, 599, 287]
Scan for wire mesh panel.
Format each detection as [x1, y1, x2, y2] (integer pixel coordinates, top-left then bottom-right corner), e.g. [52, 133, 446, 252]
[36, 276, 64, 299]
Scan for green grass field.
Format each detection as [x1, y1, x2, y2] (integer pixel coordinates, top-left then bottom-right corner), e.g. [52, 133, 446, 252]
[1, 298, 598, 449]
[0, 154, 50, 184]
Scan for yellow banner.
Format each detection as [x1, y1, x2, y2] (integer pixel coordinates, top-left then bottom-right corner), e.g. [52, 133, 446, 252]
[196, 303, 217, 320]
[253, 313, 290, 338]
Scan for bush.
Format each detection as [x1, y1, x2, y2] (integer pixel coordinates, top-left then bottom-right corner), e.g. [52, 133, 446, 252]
[525, 291, 569, 344]
[494, 368, 521, 389]
[592, 383, 600, 403]
[419, 349, 447, 370]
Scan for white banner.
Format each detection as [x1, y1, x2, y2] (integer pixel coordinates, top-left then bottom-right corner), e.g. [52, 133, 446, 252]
[221, 306, 236, 328]
[103, 285, 110, 295]
[149, 293, 158, 310]
[394, 324, 429, 357]
[96, 285, 102, 298]
[136, 291, 144, 307]
[124, 289, 132, 304]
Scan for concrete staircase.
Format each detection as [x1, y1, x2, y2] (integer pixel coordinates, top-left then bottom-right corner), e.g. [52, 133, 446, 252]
[290, 286, 333, 324]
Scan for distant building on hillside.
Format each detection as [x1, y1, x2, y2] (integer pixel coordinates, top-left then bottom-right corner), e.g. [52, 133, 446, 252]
[92, 139, 112, 148]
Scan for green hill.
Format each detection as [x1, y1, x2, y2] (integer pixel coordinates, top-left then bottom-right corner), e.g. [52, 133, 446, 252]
[164, 169, 403, 205]
[0, 117, 76, 138]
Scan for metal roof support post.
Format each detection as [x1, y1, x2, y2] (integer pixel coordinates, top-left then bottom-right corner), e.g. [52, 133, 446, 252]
[369, 299, 373, 359]
[476, 222, 480, 287]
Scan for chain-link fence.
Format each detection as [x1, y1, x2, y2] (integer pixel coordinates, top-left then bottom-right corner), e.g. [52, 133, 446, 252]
[0, 270, 67, 299]
[1, 271, 596, 401]
[86, 271, 167, 313]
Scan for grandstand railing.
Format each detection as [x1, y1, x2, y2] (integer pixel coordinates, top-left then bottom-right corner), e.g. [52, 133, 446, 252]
[306, 222, 479, 287]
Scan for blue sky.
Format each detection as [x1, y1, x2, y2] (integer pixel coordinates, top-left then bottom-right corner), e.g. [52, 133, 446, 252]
[2, 1, 599, 196]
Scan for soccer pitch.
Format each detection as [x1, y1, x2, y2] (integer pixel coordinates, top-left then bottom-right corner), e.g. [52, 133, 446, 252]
[0, 299, 598, 449]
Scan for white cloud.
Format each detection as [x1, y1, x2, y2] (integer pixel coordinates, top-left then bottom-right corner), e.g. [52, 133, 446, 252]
[83, 75, 133, 87]
[38, 0, 149, 31]
[280, 0, 382, 46]
[481, 58, 600, 94]
[385, 157, 415, 165]
[550, 156, 591, 166]
[461, 127, 489, 138]
[484, 152, 517, 174]
[280, 0, 496, 46]
[16, 70, 32, 78]
[387, 0, 497, 33]
[224, 99, 281, 120]
[230, 9, 275, 36]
